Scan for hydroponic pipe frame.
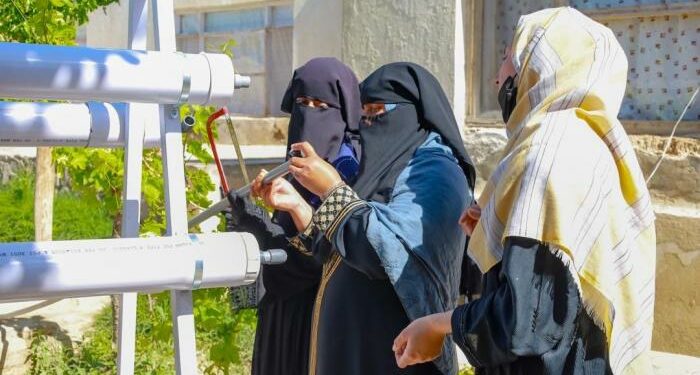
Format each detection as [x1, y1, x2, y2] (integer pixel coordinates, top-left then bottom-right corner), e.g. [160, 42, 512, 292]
[0, 101, 161, 148]
[0, 42, 250, 106]
[0, 233, 260, 303]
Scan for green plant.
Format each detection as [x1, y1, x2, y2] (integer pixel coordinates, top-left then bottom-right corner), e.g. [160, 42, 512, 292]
[27, 290, 256, 374]
[53, 104, 218, 236]
[0, 170, 113, 242]
[0, 0, 117, 45]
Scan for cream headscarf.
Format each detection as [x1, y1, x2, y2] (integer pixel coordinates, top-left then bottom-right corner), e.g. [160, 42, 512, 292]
[467, 7, 656, 374]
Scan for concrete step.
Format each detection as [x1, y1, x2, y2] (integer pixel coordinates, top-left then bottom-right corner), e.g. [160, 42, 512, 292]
[652, 204, 700, 356]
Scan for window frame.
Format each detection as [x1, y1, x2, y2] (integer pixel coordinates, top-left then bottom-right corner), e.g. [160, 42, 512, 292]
[175, 2, 294, 116]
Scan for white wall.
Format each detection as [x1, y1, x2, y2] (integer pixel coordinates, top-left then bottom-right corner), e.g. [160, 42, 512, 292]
[293, 0, 466, 128]
[292, 0, 343, 68]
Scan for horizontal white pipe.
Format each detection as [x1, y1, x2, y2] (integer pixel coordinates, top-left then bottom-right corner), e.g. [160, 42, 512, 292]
[0, 101, 161, 148]
[0, 232, 260, 302]
[0, 42, 238, 106]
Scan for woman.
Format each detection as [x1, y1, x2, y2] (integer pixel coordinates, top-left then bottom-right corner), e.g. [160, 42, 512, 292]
[228, 57, 361, 375]
[260, 62, 476, 375]
[393, 8, 656, 374]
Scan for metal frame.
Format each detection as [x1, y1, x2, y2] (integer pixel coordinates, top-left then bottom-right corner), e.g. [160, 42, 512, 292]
[117, 1, 150, 373]
[151, 0, 200, 372]
[0, 1, 253, 373]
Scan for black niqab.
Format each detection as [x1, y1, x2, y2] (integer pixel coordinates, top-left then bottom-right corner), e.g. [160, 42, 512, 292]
[281, 57, 362, 162]
[275, 57, 362, 231]
[355, 62, 476, 203]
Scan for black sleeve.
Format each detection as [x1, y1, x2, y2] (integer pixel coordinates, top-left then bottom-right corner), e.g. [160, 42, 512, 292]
[330, 205, 388, 279]
[450, 237, 580, 368]
[226, 194, 288, 250]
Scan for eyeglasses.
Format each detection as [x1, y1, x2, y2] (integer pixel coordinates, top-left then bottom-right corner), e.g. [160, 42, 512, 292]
[296, 96, 330, 109]
[361, 103, 399, 126]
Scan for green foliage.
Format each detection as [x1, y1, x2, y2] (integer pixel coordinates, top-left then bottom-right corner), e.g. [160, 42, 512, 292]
[54, 104, 219, 236]
[194, 289, 256, 374]
[0, 0, 118, 45]
[27, 289, 257, 374]
[0, 170, 113, 242]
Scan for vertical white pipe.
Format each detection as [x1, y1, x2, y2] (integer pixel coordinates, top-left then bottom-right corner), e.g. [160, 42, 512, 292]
[151, 0, 199, 373]
[117, 1, 149, 373]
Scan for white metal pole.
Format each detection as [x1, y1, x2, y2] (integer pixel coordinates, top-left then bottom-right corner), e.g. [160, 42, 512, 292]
[151, 0, 199, 373]
[0, 101, 161, 148]
[0, 232, 261, 302]
[117, 1, 150, 373]
[0, 42, 238, 107]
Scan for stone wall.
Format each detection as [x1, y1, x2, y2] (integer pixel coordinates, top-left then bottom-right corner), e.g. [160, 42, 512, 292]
[0, 155, 33, 185]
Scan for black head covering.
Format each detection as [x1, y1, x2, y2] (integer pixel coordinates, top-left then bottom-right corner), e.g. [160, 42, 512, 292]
[276, 57, 362, 230]
[355, 62, 476, 203]
[281, 57, 362, 162]
[358, 62, 482, 308]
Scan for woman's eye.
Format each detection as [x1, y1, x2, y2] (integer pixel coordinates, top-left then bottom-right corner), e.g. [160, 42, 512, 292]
[296, 97, 330, 109]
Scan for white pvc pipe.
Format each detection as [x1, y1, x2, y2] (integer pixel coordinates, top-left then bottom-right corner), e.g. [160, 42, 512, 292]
[0, 42, 237, 106]
[0, 232, 260, 303]
[0, 101, 161, 148]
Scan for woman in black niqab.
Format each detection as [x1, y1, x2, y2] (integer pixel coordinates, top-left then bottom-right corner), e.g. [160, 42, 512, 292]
[226, 57, 361, 375]
[282, 62, 476, 375]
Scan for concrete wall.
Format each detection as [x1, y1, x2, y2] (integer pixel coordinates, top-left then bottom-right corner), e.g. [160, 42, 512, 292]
[291, 0, 466, 127]
[292, 0, 343, 67]
[341, 0, 465, 125]
[175, 0, 280, 12]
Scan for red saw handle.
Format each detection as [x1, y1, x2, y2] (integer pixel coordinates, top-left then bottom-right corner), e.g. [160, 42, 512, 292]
[206, 107, 230, 194]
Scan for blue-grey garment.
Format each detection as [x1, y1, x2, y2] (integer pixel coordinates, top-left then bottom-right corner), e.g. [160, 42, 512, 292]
[332, 132, 471, 374]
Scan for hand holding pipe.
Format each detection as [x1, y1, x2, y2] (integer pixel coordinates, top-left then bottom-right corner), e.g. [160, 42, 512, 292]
[187, 155, 299, 228]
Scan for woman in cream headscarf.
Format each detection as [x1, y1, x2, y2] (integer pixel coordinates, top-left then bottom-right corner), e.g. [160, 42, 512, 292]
[393, 7, 655, 374]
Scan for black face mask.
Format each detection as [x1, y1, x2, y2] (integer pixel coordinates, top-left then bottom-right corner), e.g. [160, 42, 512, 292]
[497, 75, 518, 123]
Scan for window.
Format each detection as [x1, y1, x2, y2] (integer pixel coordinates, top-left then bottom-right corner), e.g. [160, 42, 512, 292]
[176, 4, 294, 116]
[205, 9, 266, 33]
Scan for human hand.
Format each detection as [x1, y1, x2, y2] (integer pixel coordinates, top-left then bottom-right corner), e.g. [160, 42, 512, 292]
[459, 203, 481, 236]
[289, 142, 343, 198]
[251, 169, 302, 213]
[393, 311, 453, 369]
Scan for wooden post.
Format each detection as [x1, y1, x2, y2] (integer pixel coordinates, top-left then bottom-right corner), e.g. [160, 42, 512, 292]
[34, 147, 54, 241]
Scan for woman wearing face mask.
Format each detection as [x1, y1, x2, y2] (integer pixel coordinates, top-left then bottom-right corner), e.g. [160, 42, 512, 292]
[260, 62, 476, 375]
[229, 57, 361, 375]
[392, 8, 656, 375]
